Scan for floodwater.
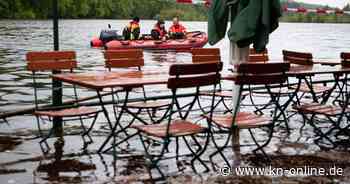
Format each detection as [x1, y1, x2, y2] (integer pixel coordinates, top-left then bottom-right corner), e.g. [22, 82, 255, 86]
[0, 20, 350, 183]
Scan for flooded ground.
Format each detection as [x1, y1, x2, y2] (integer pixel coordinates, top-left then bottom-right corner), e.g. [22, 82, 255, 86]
[0, 20, 350, 183]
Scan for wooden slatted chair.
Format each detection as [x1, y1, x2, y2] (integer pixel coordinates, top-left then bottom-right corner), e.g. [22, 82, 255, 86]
[192, 48, 233, 112]
[333, 52, 350, 103]
[283, 50, 334, 103]
[131, 62, 223, 175]
[293, 55, 350, 148]
[104, 49, 170, 127]
[205, 62, 290, 169]
[249, 48, 269, 62]
[26, 51, 101, 152]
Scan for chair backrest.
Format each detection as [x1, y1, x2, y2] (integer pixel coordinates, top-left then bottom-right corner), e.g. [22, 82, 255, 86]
[249, 48, 268, 55]
[235, 63, 290, 85]
[248, 48, 269, 62]
[26, 51, 77, 72]
[191, 48, 221, 63]
[341, 52, 350, 67]
[104, 49, 144, 70]
[283, 50, 313, 65]
[168, 62, 223, 89]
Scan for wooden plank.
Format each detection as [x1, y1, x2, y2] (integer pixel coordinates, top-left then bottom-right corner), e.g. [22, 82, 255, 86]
[104, 49, 143, 60]
[26, 51, 77, 71]
[26, 51, 76, 61]
[106, 58, 144, 68]
[192, 55, 220, 63]
[191, 48, 220, 56]
[237, 63, 290, 74]
[27, 60, 77, 71]
[167, 74, 221, 89]
[169, 62, 223, 76]
[248, 55, 269, 62]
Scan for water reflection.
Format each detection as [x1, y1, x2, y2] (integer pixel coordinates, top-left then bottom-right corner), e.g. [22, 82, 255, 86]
[0, 20, 350, 114]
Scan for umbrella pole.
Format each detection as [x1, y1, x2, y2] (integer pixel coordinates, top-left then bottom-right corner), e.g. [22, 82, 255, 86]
[230, 43, 249, 168]
[52, 0, 63, 137]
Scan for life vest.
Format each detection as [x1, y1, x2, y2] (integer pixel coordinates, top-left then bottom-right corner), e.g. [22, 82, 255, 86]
[154, 24, 167, 37]
[169, 24, 186, 34]
[127, 21, 140, 33]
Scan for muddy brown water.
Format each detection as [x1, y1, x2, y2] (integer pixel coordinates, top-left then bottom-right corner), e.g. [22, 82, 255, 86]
[0, 20, 350, 183]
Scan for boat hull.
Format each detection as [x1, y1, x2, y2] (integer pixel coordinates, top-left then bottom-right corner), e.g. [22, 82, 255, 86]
[91, 32, 208, 50]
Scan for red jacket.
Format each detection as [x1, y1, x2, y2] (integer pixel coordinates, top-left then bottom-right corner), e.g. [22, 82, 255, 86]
[169, 24, 186, 34]
[154, 24, 167, 37]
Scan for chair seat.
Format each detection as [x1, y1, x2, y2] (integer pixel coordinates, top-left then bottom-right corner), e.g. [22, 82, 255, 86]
[291, 83, 333, 94]
[294, 103, 350, 116]
[131, 120, 206, 138]
[34, 106, 100, 118]
[119, 100, 170, 109]
[205, 112, 272, 129]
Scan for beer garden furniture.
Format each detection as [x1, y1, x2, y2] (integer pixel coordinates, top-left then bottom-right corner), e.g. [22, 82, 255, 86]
[26, 51, 102, 152]
[206, 62, 290, 169]
[131, 62, 223, 175]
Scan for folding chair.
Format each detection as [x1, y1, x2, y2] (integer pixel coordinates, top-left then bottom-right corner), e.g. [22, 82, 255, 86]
[26, 51, 101, 152]
[103, 49, 171, 148]
[131, 62, 223, 175]
[283, 50, 334, 104]
[334, 52, 350, 103]
[294, 54, 350, 149]
[205, 62, 290, 169]
[191, 48, 232, 113]
[104, 49, 170, 123]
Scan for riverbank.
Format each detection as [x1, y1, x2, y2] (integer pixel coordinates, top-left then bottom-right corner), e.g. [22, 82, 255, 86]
[281, 13, 350, 23]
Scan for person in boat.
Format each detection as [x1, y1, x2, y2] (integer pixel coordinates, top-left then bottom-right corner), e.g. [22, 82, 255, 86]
[169, 16, 187, 39]
[151, 19, 167, 40]
[123, 16, 141, 40]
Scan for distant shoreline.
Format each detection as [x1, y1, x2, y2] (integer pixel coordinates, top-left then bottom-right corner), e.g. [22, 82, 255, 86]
[1, 18, 350, 24]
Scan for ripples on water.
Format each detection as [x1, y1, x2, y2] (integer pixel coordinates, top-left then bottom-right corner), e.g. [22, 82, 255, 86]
[0, 20, 349, 112]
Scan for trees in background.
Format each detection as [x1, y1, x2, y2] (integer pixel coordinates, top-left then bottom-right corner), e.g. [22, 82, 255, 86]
[0, 0, 207, 21]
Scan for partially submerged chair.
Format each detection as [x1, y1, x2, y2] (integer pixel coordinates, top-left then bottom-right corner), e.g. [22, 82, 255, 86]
[131, 62, 223, 175]
[192, 48, 232, 112]
[294, 55, 350, 148]
[283, 50, 334, 104]
[334, 52, 350, 102]
[26, 51, 101, 152]
[205, 62, 290, 168]
[103, 49, 170, 139]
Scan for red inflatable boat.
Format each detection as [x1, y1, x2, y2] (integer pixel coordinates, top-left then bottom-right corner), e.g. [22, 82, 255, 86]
[90, 31, 208, 50]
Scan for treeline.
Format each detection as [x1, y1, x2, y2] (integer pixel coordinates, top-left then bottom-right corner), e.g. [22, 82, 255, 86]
[0, 0, 207, 21]
[281, 13, 350, 23]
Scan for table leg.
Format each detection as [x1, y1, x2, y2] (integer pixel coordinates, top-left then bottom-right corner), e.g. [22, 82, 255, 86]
[98, 90, 129, 153]
[275, 78, 302, 121]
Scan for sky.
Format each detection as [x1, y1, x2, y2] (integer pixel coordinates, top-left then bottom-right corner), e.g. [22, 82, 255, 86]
[295, 0, 349, 8]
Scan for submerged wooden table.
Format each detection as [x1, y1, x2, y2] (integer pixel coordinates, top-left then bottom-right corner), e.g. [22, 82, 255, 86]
[53, 70, 170, 152]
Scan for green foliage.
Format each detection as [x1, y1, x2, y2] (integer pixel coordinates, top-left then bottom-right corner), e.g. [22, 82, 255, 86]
[280, 12, 350, 23]
[0, 0, 207, 21]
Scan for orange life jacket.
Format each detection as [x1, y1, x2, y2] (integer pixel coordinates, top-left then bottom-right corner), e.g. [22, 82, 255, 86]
[169, 24, 186, 34]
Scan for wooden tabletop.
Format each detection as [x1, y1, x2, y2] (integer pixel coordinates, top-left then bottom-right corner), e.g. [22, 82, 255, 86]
[287, 64, 350, 76]
[53, 70, 170, 90]
[53, 64, 350, 90]
[223, 64, 350, 81]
